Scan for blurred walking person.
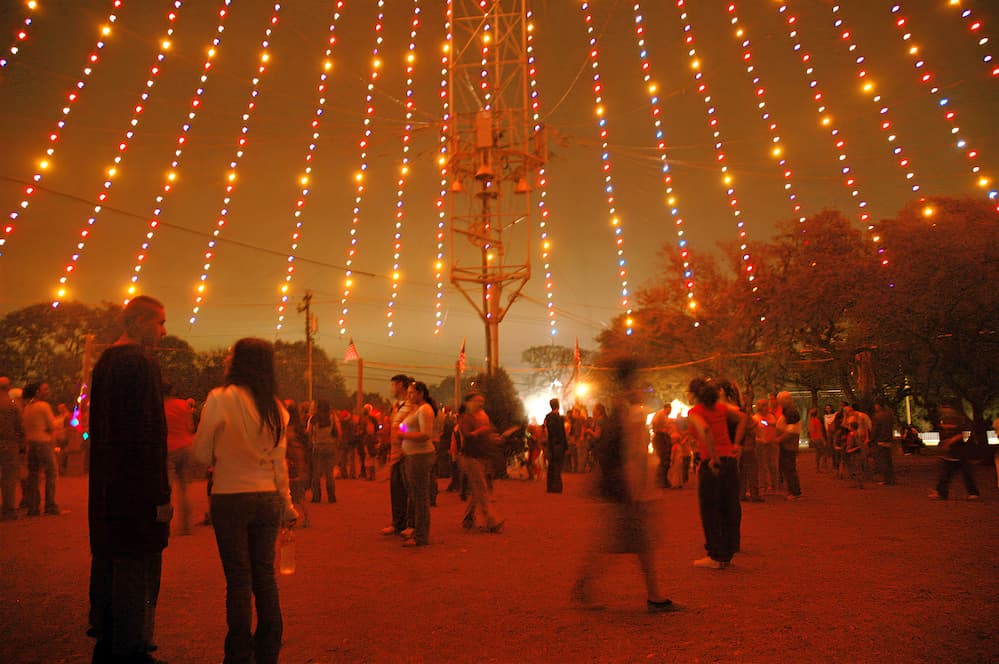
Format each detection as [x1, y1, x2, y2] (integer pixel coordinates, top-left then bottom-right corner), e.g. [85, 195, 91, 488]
[163, 386, 195, 535]
[572, 359, 674, 613]
[193, 338, 297, 664]
[309, 400, 341, 504]
[776, 392, 803, 500]
[458, 392, 504, 533]
[88, 295, 172, 664]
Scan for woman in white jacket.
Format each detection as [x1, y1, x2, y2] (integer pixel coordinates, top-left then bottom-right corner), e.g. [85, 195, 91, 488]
[194, 338, 297, 664]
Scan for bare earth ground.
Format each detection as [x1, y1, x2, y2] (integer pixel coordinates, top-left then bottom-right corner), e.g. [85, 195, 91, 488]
[1, 452, 997, 664]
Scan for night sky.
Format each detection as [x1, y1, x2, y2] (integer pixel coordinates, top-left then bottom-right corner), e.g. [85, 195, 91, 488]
[1, 0, 996, 389]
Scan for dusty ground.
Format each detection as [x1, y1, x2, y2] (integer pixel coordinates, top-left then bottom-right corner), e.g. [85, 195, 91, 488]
[1, 452, 997, 663]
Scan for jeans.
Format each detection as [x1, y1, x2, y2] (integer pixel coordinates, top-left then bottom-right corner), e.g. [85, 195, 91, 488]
[390, 458, 408, 531]
[935, 458, 979, 498]
[460, 456, 501, 529]
[168, 446, 193, 533]
[758, 443, 779, 491]
[546, 445, 565, 493]
[26, 441, 58, 513]
[210, 491, 283, 664]
[738, 449, 760, 500]
[311, 445, 336, 502]
[404, 452, 434, 544]
[89, 552, 162, 661]
[697, 458, 741, 562]
[0, 445, 19, 516]
[779, 446, 802, 496]
[654, 433, 671, 488]
[876, 444, 895, 484]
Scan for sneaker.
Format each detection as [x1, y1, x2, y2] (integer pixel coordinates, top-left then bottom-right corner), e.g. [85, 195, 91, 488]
[928, 491, 945, 500]
[647, 598, 679, 614]
[399, 527, 415, 539]
[786, 494, 802, 501]
[486, 519, 506, 534]
[401, 538, 426, 548]
[570, 580, 605, 611]
[966, 494, 981, 501]
[380, 526, 398, 535]
[693, 556, 725, 570]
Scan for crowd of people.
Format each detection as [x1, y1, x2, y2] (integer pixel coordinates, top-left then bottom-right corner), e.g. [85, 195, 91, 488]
[2, 294, 996, 662]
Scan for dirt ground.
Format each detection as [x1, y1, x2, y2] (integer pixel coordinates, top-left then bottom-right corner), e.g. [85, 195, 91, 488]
[1, 451, 997, 663]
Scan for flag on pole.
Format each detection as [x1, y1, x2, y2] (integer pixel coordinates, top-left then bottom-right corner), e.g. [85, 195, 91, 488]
[344, 338, 359, 362]
[457, 338, 466, 375]
[574, 337, 581, 369]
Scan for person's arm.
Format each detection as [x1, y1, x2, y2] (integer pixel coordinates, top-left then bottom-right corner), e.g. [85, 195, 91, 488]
[688, 410, 719, 469]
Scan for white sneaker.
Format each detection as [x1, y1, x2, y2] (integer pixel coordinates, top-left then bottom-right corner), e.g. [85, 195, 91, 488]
[693, 556, 725, 570]
[380, 526, 398, 535]
[400, 527, 415, 538]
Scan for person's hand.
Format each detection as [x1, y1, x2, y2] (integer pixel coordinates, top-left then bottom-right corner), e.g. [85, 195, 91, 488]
[708, 457, 721, 474]
[155, 503, 174, 523]
[283, 504, 299, 528]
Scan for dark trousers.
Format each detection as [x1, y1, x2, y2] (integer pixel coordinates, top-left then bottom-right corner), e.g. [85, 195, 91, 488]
[654, 433, 671, 488]
[26, 441, 58, 513]
[0, 445, 19, 517]
[89, 552, 163, 661]
[390, 459, 408, 531]
[876, 444, 895, 484]
[546, 445, 565, 493]
[697, 458, 741, 562]
[779, 446, 802, 496]
[211, 491, 283, 664]
[311, 446, 336, 502]
[935, 458, 979, 498]
[738, 449, 760, 500]
[403, 452, 434, 545]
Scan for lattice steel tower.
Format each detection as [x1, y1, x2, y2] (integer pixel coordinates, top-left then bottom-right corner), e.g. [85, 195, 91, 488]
[448, 0, 546, 376]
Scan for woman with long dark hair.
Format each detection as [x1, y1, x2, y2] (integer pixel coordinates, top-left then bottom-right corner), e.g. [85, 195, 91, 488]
[687, 377, 741, 570]
[309, 399, 341, 503]
[398, 381, 438, 547]
[194, 338, 296, 664]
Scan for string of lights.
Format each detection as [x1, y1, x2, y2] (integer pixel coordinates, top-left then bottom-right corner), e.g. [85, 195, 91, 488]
[629, 1, 696, 315]
[431, 1, 451, 336]
[479, 2, 497, 327]
[384, 0, 422, 338]
[52, 2, 183, 307]
[274, 1, 348, 333]
[889, 3, 997, 209]
[579, 1, 633, 335]
[189, 2, 282, 326]
[772, 2, 880, 262]
[526, 8, 559, 337]
[947, 0, 996, 78]
[1, 0, 39, 69]
[1, 0, 123, 256]
[827, 4, 922, 197]
[725, 2, 805, 225]
[336, 0, 386, 336]
[673, 0, 755, 289]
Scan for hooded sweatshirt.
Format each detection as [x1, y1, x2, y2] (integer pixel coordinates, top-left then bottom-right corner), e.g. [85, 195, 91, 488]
[193, 384, 291, 507]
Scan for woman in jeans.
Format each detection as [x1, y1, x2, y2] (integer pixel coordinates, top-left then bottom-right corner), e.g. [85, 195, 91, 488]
[398, 381, 438, 547]
[194, 338, 297, 664]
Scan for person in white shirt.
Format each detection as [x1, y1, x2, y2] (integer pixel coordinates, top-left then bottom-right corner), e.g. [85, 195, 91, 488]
[194, 338, 297, 664]
[21, 382, 58, 516]
[398, 381, 438, 547]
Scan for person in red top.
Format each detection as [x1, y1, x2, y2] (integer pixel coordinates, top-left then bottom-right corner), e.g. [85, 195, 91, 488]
[686, 377, 740, 569]
[164, 386, 195, 535]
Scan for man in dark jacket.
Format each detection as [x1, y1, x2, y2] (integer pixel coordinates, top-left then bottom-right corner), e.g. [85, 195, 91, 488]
[544, 399, 568, 493]
[88, 295, 172, 663]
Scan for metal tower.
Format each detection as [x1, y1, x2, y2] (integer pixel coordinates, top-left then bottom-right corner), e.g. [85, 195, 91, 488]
[447, 0, 546, 376]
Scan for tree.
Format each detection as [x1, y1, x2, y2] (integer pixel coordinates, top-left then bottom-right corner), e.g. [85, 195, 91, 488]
[858, 197, 999, 435]
[520, 344, 582, 402]
[0, 301, 120, 403]
[274, 341, 348, 406]
[156, 335, 200, 399]
[468, 367, 525, 432]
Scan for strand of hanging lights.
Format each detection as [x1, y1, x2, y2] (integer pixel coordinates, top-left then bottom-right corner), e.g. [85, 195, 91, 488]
[629, 1, 697, 315]
[337, 0, 386, 336]
[725, 2, 805, 225]
[579, 1, 633, 335]
[526, 8, 559, 337]
[673, 0, 755, 290]
[479, 2, 498, 329]
[52, 2, 183, 307]
[274, 2, 348, 332]
[123, 0, 231, 303]
[431, 1, 451, 335]
[947, 0, 997, 78]
[827, 3, 922, 198]
[1, 0, 39, 69]
[384, 0, 422, 338]
[189, 3, 282, 326]
[1, 0, 123, 256]
[772, 1, 881, 262]
[889, 3, 997, 209]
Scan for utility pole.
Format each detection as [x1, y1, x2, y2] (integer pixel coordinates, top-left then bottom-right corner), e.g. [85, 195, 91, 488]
[448, 0, 546, 376]
[298, 291, 314, 404]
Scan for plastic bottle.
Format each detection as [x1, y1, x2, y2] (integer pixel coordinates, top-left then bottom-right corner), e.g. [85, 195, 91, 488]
[278, 528, 296, 575]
